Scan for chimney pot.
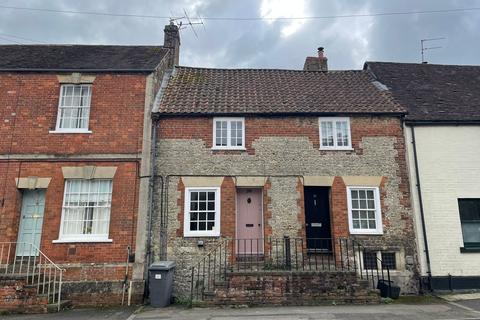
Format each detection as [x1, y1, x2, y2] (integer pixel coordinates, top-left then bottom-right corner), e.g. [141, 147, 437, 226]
[303, 47, 328, 72]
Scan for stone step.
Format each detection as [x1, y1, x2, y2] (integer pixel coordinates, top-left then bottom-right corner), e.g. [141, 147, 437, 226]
[47, 300, 72, 313]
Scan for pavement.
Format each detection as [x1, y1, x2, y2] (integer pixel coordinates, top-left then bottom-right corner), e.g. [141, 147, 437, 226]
[3, 297, 480, 320]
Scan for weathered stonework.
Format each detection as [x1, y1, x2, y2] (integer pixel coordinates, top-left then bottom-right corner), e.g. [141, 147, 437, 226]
[153, 116, 418, 298]
[207, 271, 380, 306]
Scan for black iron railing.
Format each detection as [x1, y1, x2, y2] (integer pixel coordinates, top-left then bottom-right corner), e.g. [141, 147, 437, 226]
[189, 237, 391, 302]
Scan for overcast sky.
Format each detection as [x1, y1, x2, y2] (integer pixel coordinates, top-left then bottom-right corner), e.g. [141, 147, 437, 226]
[0, 0, 479, 70]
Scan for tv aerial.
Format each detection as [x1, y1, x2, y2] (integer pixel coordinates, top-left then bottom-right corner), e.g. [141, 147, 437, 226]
[169, 9, 205, 38]
[421, 37, 445, 63]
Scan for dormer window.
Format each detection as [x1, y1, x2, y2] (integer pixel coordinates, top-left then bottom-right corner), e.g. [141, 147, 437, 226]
[318, 117, 352, 150]
[212, 117, 245, 150]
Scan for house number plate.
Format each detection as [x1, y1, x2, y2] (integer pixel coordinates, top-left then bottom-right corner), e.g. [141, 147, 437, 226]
[155, 274, 162, 280]
[311, 223, 322, 227]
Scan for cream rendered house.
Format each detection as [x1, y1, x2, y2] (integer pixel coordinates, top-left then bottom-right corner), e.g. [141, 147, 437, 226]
[366, 62, 480, 290]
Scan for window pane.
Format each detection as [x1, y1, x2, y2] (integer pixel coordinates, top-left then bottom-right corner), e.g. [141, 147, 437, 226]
[461, 222, 480, 244]
[187, 189, 217, 234]
[61, 179, 112, 238]
[381, 252, 396, 270]
[321, 121, 334, 146]
[363, 252, 377, 270]
[335, 121, 349, 147]
[350, 188, 379, 231]
[58, 84, 91, 129]
[458, 199, 480, 246]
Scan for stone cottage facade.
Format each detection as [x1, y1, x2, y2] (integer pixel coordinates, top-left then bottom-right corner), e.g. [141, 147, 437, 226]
[0, 24, 180, 311]
[150, 61, 419, 302]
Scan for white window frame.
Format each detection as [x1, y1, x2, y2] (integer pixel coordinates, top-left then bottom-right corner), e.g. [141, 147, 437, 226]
[318, 117, 352, 150]
[184, 187, 221, 237]
[347, 186, 383, 235]
[212, 117, 245, 150]
[51, 84, 92, 134]
[53, 179, 113, 243]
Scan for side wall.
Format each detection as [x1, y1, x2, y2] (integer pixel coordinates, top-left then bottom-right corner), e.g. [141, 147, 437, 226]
[154, 115, 418, 296]
[406, 126, 480, 282]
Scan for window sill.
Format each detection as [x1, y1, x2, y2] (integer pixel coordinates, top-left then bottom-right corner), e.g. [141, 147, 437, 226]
[460, 247, 480, 253]
[211, 147, 246, 151]
[350, 230, 383, 235]
[183, 233, 220, 238]
[320, 147, 354, 151]
[49, 130, 92, 134]
[52, 238, 112, 243]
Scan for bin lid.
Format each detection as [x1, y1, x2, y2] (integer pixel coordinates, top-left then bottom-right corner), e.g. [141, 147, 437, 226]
[149, 261, 176, 271]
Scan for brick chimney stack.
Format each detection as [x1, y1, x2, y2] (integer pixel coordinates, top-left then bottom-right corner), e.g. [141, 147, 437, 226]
[303, 47, 328, 72]
[164, 22, 180, 67]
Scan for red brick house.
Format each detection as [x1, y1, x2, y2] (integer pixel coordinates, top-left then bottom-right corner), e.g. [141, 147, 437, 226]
[0, 24, 179, 311]
[150, 51, 419, 305]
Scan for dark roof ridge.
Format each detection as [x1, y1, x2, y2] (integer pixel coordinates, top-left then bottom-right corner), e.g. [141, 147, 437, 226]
[174, 65, 365, 73]
[367, 61, 480, 68]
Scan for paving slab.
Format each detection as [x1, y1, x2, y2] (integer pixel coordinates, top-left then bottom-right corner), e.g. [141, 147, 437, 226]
[133, 303, 480, 320]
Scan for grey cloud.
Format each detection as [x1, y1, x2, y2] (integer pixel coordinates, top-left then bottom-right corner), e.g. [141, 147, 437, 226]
[0, 0, 478, 69]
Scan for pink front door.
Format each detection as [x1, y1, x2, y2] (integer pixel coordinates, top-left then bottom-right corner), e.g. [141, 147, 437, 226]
[236, 188, 263, 254]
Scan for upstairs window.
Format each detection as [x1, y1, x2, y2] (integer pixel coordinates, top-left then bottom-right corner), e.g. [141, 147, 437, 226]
[319, 117, 352, 150]
[213, 117, 245, 149]
[347, 186, 383, 235]
[458, 199, 480, 248]
[55, 84, 92, 132]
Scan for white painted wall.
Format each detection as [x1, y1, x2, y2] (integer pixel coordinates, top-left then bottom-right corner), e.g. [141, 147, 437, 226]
[406, 125, 480, 276]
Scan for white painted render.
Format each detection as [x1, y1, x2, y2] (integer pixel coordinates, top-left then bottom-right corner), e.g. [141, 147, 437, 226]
[406, 125, 480, 276]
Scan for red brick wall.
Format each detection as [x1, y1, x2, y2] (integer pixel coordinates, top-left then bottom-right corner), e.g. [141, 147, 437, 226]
[158, 115, 405, 156]
[0, 161, 138, 281]
[0, 73, 147, 155]
[176, 177, 236, 239]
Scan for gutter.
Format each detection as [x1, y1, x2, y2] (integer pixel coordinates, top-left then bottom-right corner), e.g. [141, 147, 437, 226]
[410, 125, 432, 289]
[405, 120, 480, 126]
[0, 68, 155, 73]
[153, 111, 407, 118]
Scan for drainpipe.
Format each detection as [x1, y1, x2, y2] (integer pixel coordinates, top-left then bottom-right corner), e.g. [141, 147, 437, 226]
[144, 116, 159, 301]
[410, 125, 432, 289]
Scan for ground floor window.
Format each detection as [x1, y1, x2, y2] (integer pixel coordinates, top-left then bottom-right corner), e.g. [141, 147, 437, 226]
[362, 251, 397, 270]
[58, 179, 112, 241]
[184, 187, 220, 237]
[347, 186, 383, 235]
[458, 198, 480, 248]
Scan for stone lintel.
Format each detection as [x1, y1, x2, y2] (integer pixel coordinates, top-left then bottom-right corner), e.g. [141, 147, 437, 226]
[182, 177, 224, 187]
[62, 166, 117, 179]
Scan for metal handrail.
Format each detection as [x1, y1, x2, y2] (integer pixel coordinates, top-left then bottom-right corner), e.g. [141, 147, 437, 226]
[0, 242, 65, 312]
[188, 236, 395, 303]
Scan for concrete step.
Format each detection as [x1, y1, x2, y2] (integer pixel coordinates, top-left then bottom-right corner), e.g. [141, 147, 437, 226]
[47, 300, 72, 313]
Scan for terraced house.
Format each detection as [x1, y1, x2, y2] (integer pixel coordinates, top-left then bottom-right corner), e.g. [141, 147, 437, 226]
[0, 24, 180, 312]
[366, 62, 480, 291]
[150, 51, 419, 305]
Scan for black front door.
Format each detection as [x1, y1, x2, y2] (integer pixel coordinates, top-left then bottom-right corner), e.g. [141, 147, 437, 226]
[304, 187, 332, 252]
